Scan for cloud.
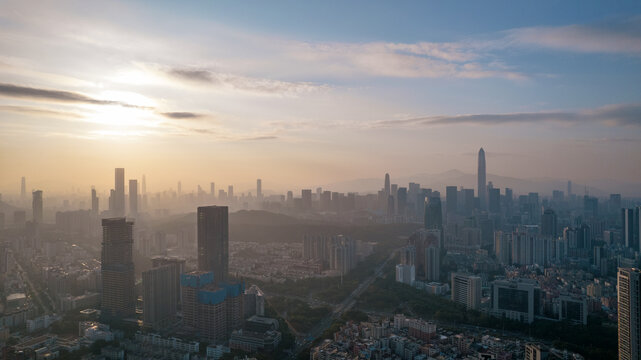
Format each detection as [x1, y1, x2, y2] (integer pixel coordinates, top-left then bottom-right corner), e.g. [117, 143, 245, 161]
[242, 135, 278, 141]
[374, 103, 641, 128]
[0, 82, 149, 109]
[506, 17, 641, 54]
[166, 67, 328, 95]
[0, 105, 83, 119]
[159, 111, 205, 120]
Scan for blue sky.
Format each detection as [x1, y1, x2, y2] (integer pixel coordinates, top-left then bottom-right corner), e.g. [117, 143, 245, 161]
[0, 0, 640, 194]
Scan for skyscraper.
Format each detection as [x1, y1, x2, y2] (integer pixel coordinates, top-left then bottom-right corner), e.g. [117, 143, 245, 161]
[32, 190, 43, 224]
[477, 148, 487, 211]
[618, 268, 641, 360]
[256, 179, 262, 199]
[20, 176, 26, 202]
[113, 168, 125, 217]
[101, 218, 135, 319]
[623, 208, 640, 252]
[198, 206, 229, 283]
[143, 264, 178, 330]
[384, 173, 390, 198]
[541, 209, 557, 237]
[141, 174, 146, 195]
[424, 195, 443, 232]
[451, 273, 481, 310]
[91, 187, 99, 214]
[129, 179, 138, 217]
[301, 189, 312, 210]
[445, 186, 458, 216]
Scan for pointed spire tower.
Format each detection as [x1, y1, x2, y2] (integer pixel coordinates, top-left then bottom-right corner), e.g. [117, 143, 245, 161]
[477, 148, 487, 211]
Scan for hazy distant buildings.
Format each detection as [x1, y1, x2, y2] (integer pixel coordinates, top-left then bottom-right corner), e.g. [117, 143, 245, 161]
[129, 179, 138, 217]
[91, 187, 99, 214]
[256, 179, 262, 199]
[32, 190, 43, 224]
[541, 209, 557, 237]
[301, 189, 312, 211]
[20, 176, 26, 202]
[101, 218, 135, 319]
[329, 235, 356, 276]
[197, 206, 229, 283]
[477, 148, 487, 211]
[451, 273, 481, 310]
[618, 268, 641, 360]
[446, 186, 458, 217]
[622, 208, 640, 252]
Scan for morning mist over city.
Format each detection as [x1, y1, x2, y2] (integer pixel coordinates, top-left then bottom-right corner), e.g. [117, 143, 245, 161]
[0, 1, 640, 360]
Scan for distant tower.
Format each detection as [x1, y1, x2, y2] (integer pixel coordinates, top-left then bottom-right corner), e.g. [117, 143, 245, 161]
[256, 179, 262, 199]
[142, 175, 147, 195]
[477, 148, 487, 211]
[32, 190, 43, 224]
[384, 173, 391, 198]
[567, 181, 572, 196]
[114, 168, 125, 217]
[91, 187, 99, 214]
[20, 177, 26, 202]
[177, 181, 182, 197]
[618, 268, 641, 359]
[228, 186, 234, 201]
[210, 182, 215, 197]
[129, 179, 138, 217]
[101, 218, 136, 319]
[197, 206, 229, 283]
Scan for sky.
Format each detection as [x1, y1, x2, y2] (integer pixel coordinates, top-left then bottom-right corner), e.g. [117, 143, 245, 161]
[0, 0, 640, 195]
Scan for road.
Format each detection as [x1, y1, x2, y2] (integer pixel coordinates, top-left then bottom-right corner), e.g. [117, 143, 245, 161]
[292, 249, 398, 356]
[15, 257, 54, 315]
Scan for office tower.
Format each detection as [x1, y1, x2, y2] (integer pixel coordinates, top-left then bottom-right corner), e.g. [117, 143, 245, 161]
[387, 195, 395, 216]
[424, 195, 443, 233]
[425, 242, 440, 282]
[20, 176, 26, 202]
[494, 231, 511, 264]
[400, 245, 416, 266]
[488, 188, 500, 213]
[491, 278, 541, 324]
[446, 186, 458, 216]
[618, 268, 641, 360]
[583, 195, 598, 218]
[177, 181, 182, 197]
[152, 257, 185, 306]
[243, 285, 265, 317]
[143, 264, 178, 330]
[113, 168, 125, 217]
[567, 180, 572, 196]
[256, 179, 262, 199]
[391, 184, 398, 200]
[301, 189, 312, 210]
[181, 271, 244, 342]
[477, 148, 487, 211]
[541, 209, 557, 237]
[101, 218, 135, 319]
[91, 187, 99, 214]
[197, 206, 229, 283]
[623, 208, 640, 252]
[397, 187, 407, 215]
[129, 179, 138, 217]
[32, 190, 43, 224]
[384, 173, 390, 198]
[451, 273, 481, 310]
[462, 188, 475, 215]
[228, 185, 234, 200]
[504, 188, 513, 216]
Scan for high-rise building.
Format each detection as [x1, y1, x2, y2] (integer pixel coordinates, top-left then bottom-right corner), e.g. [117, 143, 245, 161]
[143, 264, 178, 330]
[152, 257, 186, 306]
[129, 179, 138, 217]
[477, 148, 487, 211]
[424, 195, 443, 233]
[488, 188, 500, 213]
[210, 182, 215, 197]
[228, 185, 234, 201]
[301, 189, 312, 210]
[451, 273, 481, 310]
[329, 235, 356, 275]
[618, 268, 641, 360]
[623, 208, 640, 252]
[91, 187, 99, 214]
[384, 173, 390, 198]
[20, 176, 26, 202]
[494, 231, 511, 264]
[141, 175, 146, 195]
[177, 181, 182, 197]
[32, 190, 43, 224]
[409, 229, 440, 280]
[397, 187, 407, 216]
[256, 179, 262, 199]
[541, 209, 557, 237]
[197, 206, 229, 283]
[101, 218, 136, 319]
[113, 168, 125, 217]
[425, 242, 440, 282]
[445, 186, 458, 216]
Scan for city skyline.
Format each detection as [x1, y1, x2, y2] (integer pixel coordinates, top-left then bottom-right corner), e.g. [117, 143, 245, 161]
[1, 1, 641, 193]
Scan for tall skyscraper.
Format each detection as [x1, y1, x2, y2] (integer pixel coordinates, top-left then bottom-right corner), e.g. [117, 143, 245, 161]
[20, 176, 26, 202]
[143, 264, 178, 330]
[541, 209, 557, 237]
[210, 182, 215, 196]
[91, 187, 99, 214]
[256, 179, 262, 199]
[623, 208, 640, 252]
[32, 190, 43, 224]
[113, 168, 125, 217]
[445, 186, 458, 216]
[141, 174, 147, 195]
[384, 173, 391, 198]
[424, 196, 443, 232]
[101, 218, 135, 319]
[301, 189, 312, 210]
[198, 206, 229, 283]
[129, 179, 138, 217]
[618, 268, 641, 360]
[477, 148, 487, 211]
[451, 273, 481, 310]
[228, 185, 234, 201]
[177, 181, 182, 197]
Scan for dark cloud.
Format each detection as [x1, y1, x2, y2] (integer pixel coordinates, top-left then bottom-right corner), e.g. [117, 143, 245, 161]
[160, 111, 205, 119]
[0, 83, 149, 109]
[168, 69, 214, 83]
[375, 103, 641, 128]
